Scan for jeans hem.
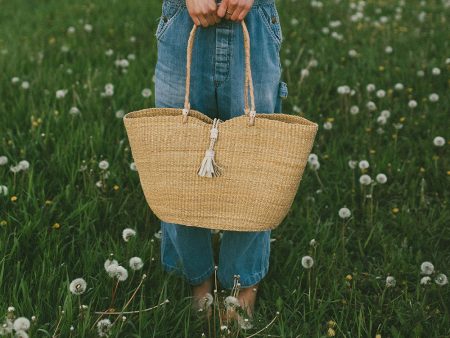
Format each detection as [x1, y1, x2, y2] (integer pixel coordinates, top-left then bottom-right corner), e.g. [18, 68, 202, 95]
[218, 265, 269, 289]
[162, 262, 215, 286]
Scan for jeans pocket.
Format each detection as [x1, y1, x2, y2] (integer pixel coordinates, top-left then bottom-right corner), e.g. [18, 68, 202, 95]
[274, 81, 288, 113]
[155, 1, 183, 41]
[256, 3, 283, 50]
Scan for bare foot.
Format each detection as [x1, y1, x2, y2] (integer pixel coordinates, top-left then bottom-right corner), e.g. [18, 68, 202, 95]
[191, 274, 214, 319]
[236, 283, 258, 319]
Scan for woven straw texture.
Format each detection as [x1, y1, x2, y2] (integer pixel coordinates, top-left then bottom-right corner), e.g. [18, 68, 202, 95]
[123, 21, 318, 231]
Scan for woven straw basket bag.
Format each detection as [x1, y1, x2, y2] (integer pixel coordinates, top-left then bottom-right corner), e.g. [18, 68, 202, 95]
[123, 21, 318, 232]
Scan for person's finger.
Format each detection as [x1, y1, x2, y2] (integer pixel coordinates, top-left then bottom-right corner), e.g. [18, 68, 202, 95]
[237, 1, 252, 20]
[198, 14, 209, 27]
[190, 14, 201, 26]
[217, 0, 229, 18]
[230, 5, 243, 21]
[213, 13, 222, 24]
[206, 12, 216, 26]
[225, 0, 239, 19]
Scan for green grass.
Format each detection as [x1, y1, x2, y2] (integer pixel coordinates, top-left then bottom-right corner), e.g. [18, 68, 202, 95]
[0, 0, 449, 337]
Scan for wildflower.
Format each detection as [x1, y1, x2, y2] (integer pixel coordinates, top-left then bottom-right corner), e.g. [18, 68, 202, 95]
[408, 100, 417, 108]
[84, 23, 93, 32]
[301, 255, 314, 269]
[106, 264, 119, 278]
[394, 83, 404, 91]
[416, 70, 425, 77]
[376, 89, 386, 98]
[122, 228, 136, 242]
[376, 173, 387, 184]
[309, 159, 320, 170]
[237, 315, 253, 330]
[359, 174, 372, 185]
[18, 160, 30, 171]
[0, 155, 8, 165]
[348, 49, 358, 58]
[377, 115, 387, 125]
[0, 185, 8, 196]
[130, 162, 137, 171]
[141, 88, 152, 98]
[224, 296, 240, 310]
[358, 160, 369, 169]
[0, 319, 13, 335]
[433, 136, 445, 147]
[67, 26, 75, 34]
[385, 276, 396, 288]
[98, 160, 109, 170]
[380, 110, 390, 118]
[197, 293, 213, 310]
[309, 238, 318, 247]
[384, 46, 393, 54]
[350, 105, 359, 115]
[15, 330, 29, 338]
[11, 77, 20, 84]
[114, 265, 128, 281]
[428, 93, 439, 102]
[21, 81, 30, 89]
[69, 107, 80, 115]
[56, 89, 68, 99]
[323, 121, 332, 130]
[327, 327, 336, 336]
[431, 67, 441, 75]
[348, 160, 357, 169]
[366, 84, 376, 92]
[13, 317, 30, 331]
[129, 257, 144, 271]
[345, 274, 352, 281]
[337, 85, 351, 95]
[420, 276, 431, 285]
[435, 273, 448, 286]
[308, 153, 318, 163]
[101, 83, 114, 97]
[366, 101, 377, 111]
[104, 257, 118, 272]
[420, 261, 434, 275]
[97, 318, 112, 337]
[338, 207, 351, 219]
[69, 278, 87, 295]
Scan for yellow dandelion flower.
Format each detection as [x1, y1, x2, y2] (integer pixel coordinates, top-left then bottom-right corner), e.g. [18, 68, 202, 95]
[447, 171, 450, 176]
[407, 87, 413, 93]
[399, 117, 406, 122]
[419, 167, 425, 173]
[323, 154, 329, 159]
[326, 117, 335, 122]
[341, 299, 347, 305]
[52, 223, 61, 229]
[369, 149, 376, 154]
[327, 328, 336, 337]
[432, 155, 439, 160]
[0, 220, 7, 226]
[327, 320, 337, 328]
[376, 334, 382, 338]
[48, 36, 56, 44]
[113, 184, 120, 191]
[45, 200, 52, 205]
[11, 196, 18, 202]
[378, 65, 385, 72]
[392, 207, 399, 214]
[8, 140, 13, 145]
[345, 274, 353, 281]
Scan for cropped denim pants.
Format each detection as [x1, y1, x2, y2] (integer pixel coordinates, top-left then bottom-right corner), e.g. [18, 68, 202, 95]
[154, 0, 288, 290]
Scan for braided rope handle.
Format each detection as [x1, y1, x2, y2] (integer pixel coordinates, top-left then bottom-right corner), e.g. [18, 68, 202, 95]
[182, 20, 256, 126]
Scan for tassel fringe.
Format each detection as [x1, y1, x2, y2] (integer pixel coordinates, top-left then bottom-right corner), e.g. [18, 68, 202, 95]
[197, 118, 223, 178]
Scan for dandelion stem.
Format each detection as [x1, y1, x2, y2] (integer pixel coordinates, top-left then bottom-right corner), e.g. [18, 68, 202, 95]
[93, 299, 169, 315]
[246, 312, 280, 338]
[110, 274, 147, 327]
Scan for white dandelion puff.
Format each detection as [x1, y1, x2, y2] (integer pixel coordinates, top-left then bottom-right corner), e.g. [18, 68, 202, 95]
[428, 93, 439, 102]
[435, 273, 448, 286]
[98, 160, 109, 170]
[348, 160, 357, 169]
[69, 278, 87, 295]
[97, 318, 112, 337]
[359, 174, 372, 185]
[104, 258, 118, 272]
[224, 296, 241, 309]
[141, 88, 152, 98]
[56, 89, 68, 99]
[18, 160, 30, 171]
[0, 155, 8, 166]
[358, 160, 369, 169]
[420, 276, 431, 285]
[122, 228, 136, 242]
[376, 173, 387, 184]
[129, 257, 144, 271]
[386, 276, 396, 288]
[408, 100, 417, 108]
[114, 265, 128, 281]
[301, 255, 314, 269]
[338, 207, 351, 219]
[433, 136, 445, 147]
[420, 261, 434, 275]
[130, 162, 137, 171]
[13, 317, 30, 332]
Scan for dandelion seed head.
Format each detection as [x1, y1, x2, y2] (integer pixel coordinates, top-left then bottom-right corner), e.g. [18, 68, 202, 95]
[376, 173, 387, 184]
[435, 273, 448, 286]
[433, 136, 445, 147]
[385, 276, 396, 288]
[301, 255, 314, 269]
[13, 317, 30, 332]
[338, 207, 351, 219]
[129, 257, 144, 271]
[69, 278, 87, 295]
[122, 228, 136, 242]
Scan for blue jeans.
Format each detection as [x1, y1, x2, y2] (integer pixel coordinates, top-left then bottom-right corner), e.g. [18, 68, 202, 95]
[154, 0, 287, 289]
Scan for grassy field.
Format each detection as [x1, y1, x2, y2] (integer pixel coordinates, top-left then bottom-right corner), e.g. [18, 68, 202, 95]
[0, 0, 449, 337]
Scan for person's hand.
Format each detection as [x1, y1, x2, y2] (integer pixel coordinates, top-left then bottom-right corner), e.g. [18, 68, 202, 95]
[217, 0, 254, 21]
[186, 0, 222, 27]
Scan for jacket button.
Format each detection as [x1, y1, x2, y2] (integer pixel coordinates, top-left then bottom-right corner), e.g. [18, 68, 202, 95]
[271, 16, 277, 24]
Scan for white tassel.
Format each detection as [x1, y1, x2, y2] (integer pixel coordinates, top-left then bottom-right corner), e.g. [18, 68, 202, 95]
[197, 149, 222, 177]
[197, 118, 223, 178]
